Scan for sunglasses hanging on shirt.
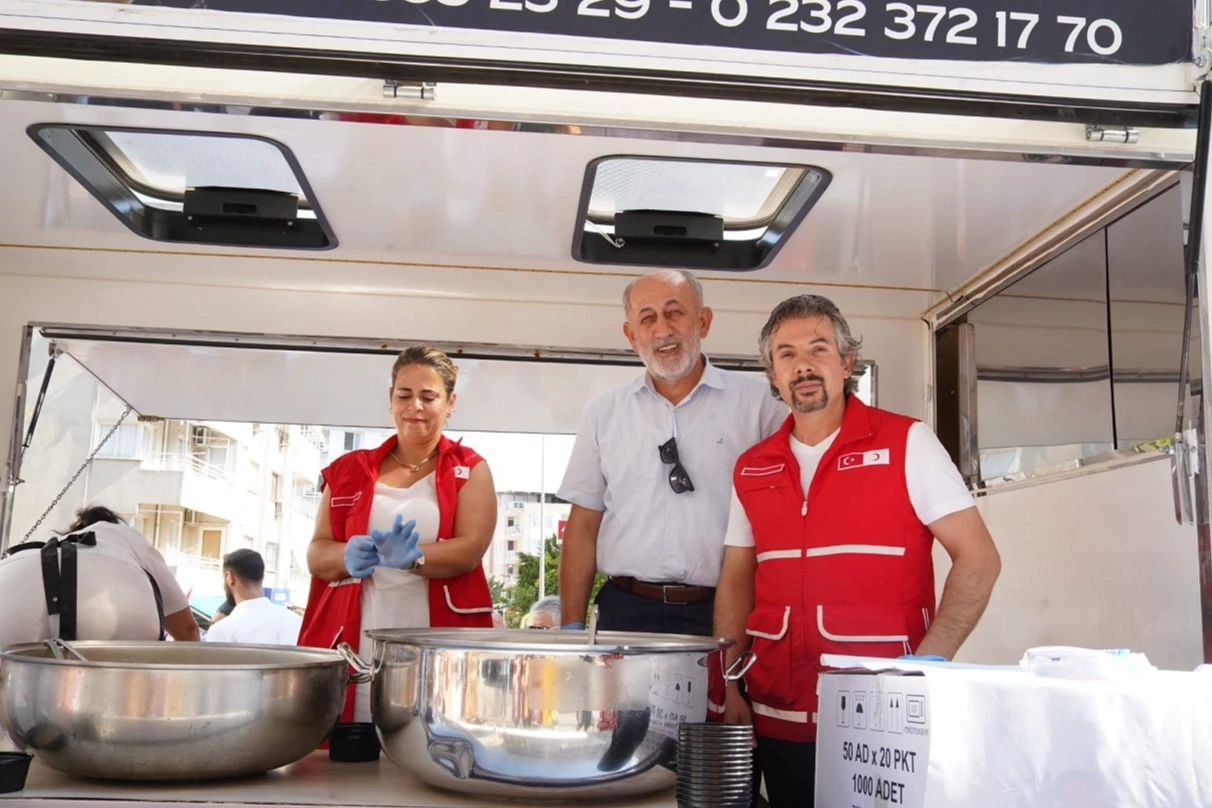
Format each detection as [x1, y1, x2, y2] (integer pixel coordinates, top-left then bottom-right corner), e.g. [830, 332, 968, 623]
[659, 437, 695, 494]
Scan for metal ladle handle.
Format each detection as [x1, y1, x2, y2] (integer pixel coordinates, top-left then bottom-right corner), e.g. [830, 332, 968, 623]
[45, 638, 89, 662]
[587, 604, 600, 645]
[336, 642, 374, 684]
[723, 651, 756, 681]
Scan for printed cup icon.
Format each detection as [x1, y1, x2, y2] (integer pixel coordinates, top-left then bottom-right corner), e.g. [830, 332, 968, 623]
[837, 692, 850, 728]
[869, 697, 885, 732]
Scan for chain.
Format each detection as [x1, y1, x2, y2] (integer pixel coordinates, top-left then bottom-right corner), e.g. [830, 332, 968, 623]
[21, 405, 135, 543]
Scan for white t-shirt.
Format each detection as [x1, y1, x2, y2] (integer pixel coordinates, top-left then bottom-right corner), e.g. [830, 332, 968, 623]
[355, 474, 441, 722]
[203, 597, 302, 645]
[0, 521, 189, 648]
[724, 422, 974, 547]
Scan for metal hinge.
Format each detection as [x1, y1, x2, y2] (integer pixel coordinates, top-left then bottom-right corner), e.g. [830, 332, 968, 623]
[1196, 23, 1212, 73]
[1085, 125, 1139, 145]
[383, 81, 437, 101]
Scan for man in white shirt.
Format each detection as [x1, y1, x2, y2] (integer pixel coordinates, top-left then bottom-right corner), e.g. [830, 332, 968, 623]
[0, 505, 199, 647]
[203, 549, 302, 645]
[714, 294, 1001, 807]
[557, 269, 787, 635]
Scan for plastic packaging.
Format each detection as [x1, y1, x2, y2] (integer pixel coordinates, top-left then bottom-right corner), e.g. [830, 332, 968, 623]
[1020, 646, 1156, 681]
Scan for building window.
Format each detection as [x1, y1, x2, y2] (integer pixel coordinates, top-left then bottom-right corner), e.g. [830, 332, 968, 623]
[200, 528, 224, 560]
[344, 432, 355, 451]
[96, 423, 144, 459]
[507, 540, 516, 552]
[265, 541, 280, 570]
[506, 516, 517, 528]
[206, 441, 230, 471]
[271, 472, 284, 519]
[277, 426, 290, 450]
[246, 460, 260, 492]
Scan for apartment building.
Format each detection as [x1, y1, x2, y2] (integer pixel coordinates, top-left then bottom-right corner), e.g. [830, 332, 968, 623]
[11, 350, 326, 607]
[489, 491, 571, 584]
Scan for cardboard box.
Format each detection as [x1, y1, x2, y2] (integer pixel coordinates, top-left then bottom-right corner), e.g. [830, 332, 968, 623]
[815, 655, 1212, 808]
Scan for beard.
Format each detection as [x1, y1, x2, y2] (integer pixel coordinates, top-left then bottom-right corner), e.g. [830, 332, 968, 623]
[639, 332, 703, 383]
[788, 374, 829, 414]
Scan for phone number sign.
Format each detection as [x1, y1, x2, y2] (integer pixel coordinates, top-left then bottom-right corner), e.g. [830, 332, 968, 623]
[132, 0, 1192, 65]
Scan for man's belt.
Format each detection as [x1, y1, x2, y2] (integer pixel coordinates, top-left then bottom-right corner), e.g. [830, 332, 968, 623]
[609, 576, 715, 604]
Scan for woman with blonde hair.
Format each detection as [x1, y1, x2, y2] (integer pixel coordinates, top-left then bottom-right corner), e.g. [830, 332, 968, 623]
[298, 345, 497, 723]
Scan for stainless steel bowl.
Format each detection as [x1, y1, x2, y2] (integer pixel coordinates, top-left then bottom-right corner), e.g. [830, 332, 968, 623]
[359, 628, 729, 800]
[0, 641, 362, 781]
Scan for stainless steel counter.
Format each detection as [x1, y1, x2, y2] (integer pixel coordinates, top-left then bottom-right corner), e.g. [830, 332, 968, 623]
[1, 753, 679, 808]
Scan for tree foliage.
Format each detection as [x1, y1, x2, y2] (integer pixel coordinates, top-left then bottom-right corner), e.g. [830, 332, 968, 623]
[500, 535, 606, 628]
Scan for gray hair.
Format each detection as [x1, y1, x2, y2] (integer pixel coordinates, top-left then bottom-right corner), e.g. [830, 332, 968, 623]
[529, 595, 562, 620]
[759, 294, 862, 396]
[622, 270, 705, 317]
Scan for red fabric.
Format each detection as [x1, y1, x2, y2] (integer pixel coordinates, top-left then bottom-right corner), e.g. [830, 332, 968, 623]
[733, 398, 935, 742]
[706, 649, 726, 722]
[298, 434, 493, 722]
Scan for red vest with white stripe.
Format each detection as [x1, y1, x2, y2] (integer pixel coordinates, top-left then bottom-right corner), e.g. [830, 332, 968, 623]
[733, 397, 935, 742]
[297, 434, 494, 722]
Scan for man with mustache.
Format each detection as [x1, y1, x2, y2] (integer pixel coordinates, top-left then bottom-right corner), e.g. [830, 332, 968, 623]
[714, 294, 1001, 807]
[557, 269, 787, 637]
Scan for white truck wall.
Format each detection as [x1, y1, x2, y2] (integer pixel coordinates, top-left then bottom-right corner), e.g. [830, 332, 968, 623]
[940, 458, 1203, 670]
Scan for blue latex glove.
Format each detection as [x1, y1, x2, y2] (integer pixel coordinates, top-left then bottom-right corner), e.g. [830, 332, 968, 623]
[371, 514, 422, 570]
[899, 654, 948, 662]
[344, 535, 379, 579]
[561, 622, 587, 630]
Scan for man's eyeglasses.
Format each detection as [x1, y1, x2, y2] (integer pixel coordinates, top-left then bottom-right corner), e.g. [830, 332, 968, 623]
[659, 437, 695, 494]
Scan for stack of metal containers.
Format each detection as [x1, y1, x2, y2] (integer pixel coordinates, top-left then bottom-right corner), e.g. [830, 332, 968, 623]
[675, 723, 755, 807]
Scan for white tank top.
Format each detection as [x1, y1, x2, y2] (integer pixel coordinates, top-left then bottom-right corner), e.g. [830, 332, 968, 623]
[355, 472, 440, 722]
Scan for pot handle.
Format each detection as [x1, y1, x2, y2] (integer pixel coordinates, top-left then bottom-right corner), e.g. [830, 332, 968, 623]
[337, 642, 373, 684]
[723, 651, 756, 681]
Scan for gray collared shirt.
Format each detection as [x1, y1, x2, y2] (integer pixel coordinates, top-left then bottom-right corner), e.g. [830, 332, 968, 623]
[557, 359, 787, 587]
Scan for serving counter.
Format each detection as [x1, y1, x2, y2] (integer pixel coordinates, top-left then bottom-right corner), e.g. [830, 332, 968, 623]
[1, 753, 678, 808]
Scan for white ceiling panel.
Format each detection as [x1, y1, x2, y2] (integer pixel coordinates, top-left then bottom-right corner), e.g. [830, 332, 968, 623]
[54, 338, 664, 433]
[0, 97, 1136, 309]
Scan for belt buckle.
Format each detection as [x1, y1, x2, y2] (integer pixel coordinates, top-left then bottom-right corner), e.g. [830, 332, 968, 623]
[661, 585, 673, 604]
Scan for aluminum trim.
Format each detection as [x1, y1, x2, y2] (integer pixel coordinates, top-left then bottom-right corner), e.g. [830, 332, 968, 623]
[957, 322, 978, 482]
[0, 91, 1194, 170]
[0, 324, 33, 554]
[974, 443, 1172, 496]
[927, 171, 1182, 328]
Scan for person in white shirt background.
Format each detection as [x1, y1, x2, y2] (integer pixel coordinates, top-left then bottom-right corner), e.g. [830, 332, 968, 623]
[203, 548, 302, 645]
[0, 505, 199, 648]
[557, 269, 787, 635]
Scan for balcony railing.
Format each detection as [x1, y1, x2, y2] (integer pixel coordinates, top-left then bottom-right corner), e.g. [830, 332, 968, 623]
[144, 453, 235, 484]
[294, 494, 320, 521]
[173, 554, 223, 574]
[300, 425, 329, 453]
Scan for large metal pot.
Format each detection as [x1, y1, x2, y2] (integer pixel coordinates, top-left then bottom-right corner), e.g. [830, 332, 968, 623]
[356, 628, 730, 800]
[0, 641, 365, 781]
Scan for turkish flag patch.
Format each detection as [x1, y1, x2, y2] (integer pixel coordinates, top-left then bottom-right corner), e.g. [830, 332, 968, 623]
[837, 449, 890, 471]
